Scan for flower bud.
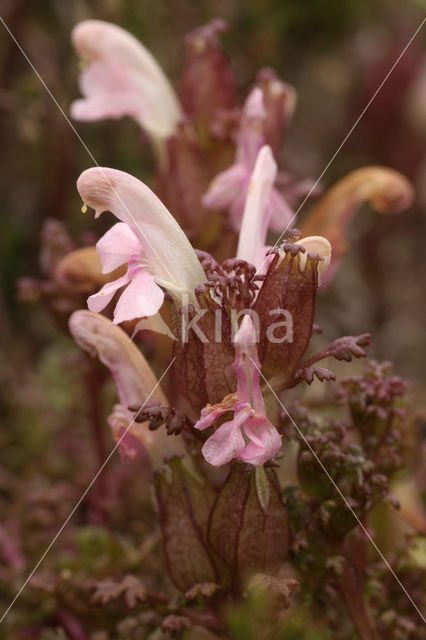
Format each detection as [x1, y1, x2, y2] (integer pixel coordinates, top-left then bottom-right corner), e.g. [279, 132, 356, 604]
[253, 241, 330, 385]
[179, 19, 237, 131]
[55, 247, 124, 293]
[255, 68, 297, 157]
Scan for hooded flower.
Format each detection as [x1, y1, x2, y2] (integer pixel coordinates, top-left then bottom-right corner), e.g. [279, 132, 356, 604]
[77, 167, 206, 324]
[69, 311, 185, 467]
[236, 144, 279, 272]
[202, 87, 294, 231]
[70, 20, 182, 144]
[301, 166, 414, 282]
[194, 315, 282, 467]
[236, 145, 331, 278]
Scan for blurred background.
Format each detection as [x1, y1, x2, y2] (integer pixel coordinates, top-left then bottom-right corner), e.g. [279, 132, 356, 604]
[0, 0, 425, 633]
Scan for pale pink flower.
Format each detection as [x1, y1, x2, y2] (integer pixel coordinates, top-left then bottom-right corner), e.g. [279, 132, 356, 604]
[107, 404, 146, 462]
[202, 88, 293, 231]
[77, 167, 206, 324]
[70, 20, 182, 143]
[194, 315, 282, 467]
[236, 145, 331, 278]
[69, 311, 185, 468]
[236, 144, 278, 271]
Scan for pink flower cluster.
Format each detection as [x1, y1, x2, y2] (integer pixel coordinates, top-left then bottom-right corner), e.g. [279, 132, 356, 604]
[69, 19, 412, 472]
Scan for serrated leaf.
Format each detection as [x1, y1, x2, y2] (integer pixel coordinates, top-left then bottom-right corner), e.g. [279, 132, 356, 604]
[326, 334, 371, 362]
[91, 575, 146, 608]
[294, 366, 336, 385]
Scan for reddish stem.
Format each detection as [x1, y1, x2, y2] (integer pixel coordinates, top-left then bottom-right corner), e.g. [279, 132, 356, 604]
[83, 359, 109, 525]
[337, 549, 379, 640]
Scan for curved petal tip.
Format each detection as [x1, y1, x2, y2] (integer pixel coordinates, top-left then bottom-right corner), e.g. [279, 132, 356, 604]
[296, 235, 332, 277]
[77, 167, 120, 217]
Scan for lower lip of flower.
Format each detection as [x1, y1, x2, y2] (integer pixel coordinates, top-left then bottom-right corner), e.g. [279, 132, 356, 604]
[128, 255, 150, 277]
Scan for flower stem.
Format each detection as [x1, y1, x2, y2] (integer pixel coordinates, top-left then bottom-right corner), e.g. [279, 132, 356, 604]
[337, 549, 379, 640]
[83, 358, 109, 525]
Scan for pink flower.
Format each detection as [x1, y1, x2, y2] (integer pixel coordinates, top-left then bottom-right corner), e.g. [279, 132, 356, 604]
[107, 404, 146, 462]
[70, 20, 182, 144]
[236, 144, 278, 272]
[77, 167, 206, 324]
[69, 310, 186, 468]
[194, 315, 282, 467]
[236, 145, 331, 279]
[202, 88, 293, 231]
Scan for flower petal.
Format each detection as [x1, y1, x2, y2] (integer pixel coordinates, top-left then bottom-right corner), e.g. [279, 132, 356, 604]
[201, 409, 249, 466]
[295, 235, 332, 278]
[96, 222, 142, 274]
[255, 68, 296, 157]
[237, 87, 266, 166]
[201, 88, 265, 226]
[71, 62, 142, 122]
[108, 404, 146, 461]
[77, 167, 206, 305]
[131, 312, 177, 341]
[113, 269, 164, 324]
[228, 189, 248, 231]
[194, 394, 239, 431]
[233, 315, 264, 414]
[238, 415, 282, 466]
[202, 163, 247, 210]
[193, 410, 220, 432]
[68, 312, 167, 409]
[68, 312, 185, 469]
[268, 186, 294, 232]
[87, 271, 130, 313]
[236, 145, 277, 269]
[71, 20, 182, 139]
